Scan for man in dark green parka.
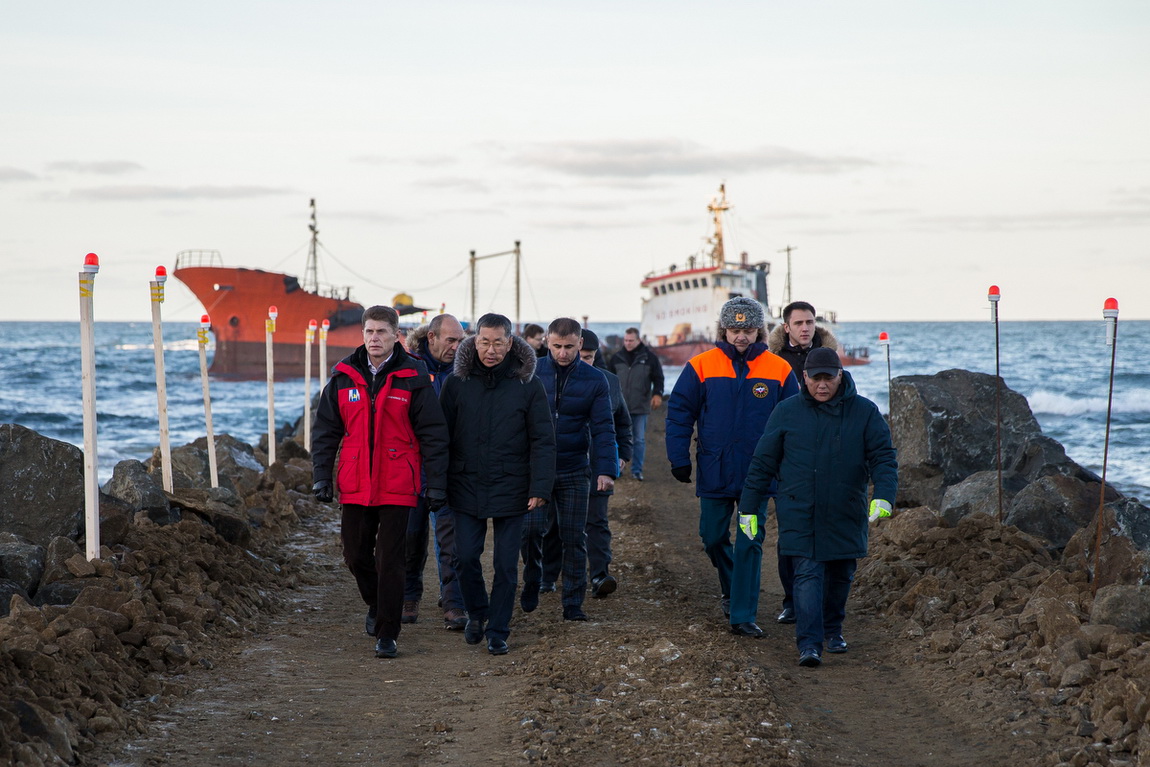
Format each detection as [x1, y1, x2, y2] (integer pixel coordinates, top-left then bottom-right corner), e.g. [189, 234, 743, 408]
[739, 347, 897, 668]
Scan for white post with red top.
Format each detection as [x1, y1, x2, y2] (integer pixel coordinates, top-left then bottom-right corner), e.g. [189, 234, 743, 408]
[150, 265, 173, 492]
[878, 331, 891, 406]
[319, 319, 330, 390]
[198, 313, 219, 488]
[304, 319, 317, 452]
[79, 253, 101, 560]
[1092, 298, 1121, 594]
[266, 305, 277, 467]
[988, 285, 1003, 522]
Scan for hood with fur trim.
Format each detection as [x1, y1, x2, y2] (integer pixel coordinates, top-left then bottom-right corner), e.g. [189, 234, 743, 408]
[405, 324, 430, 354]
[768, 323, 839, 354]
[452, 334, 537, 382]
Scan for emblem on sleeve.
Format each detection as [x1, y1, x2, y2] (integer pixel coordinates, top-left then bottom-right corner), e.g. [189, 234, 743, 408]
[348, 389, 361, 403]
[752, 382, 769, 398]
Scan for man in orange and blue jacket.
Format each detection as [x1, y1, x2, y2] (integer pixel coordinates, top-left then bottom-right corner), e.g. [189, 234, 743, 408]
[666, 296, 799, 637]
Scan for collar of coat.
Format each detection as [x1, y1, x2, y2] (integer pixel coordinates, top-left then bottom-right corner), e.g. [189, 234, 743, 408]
[453, 334, 537, 382]
[768, 324, 839, 354]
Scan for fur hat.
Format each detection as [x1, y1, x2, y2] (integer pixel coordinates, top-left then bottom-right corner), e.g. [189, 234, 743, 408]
[719, 296, 765, 329]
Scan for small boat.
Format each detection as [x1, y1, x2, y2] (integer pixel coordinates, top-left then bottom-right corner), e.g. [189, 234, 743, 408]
[174, 200, 427, 379]
[639, 185, 868, 368]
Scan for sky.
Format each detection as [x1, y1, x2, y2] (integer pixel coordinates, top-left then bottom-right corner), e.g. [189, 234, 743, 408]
[2, 1, 1148, 325]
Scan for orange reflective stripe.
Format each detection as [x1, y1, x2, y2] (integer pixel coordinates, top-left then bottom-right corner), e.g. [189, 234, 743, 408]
[747, 352, 793, 384]
[690, 348, 736, 381]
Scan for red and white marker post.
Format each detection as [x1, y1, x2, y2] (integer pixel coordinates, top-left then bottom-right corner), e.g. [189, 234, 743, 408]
[266, 305, 278, 466]
[198, 314, 219, 488]
[988, 285, 1004, 522]
[304, 319, 317, 452]
[79, 253, 101, 560]
[319, 319, 330, 386]
[878, 331, 892, 403]
[150, 266, 173, 493]
[1092, 298, 1121, 594]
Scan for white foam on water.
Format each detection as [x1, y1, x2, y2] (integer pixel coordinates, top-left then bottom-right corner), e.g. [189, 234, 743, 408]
[1027, 389, 1150, 416]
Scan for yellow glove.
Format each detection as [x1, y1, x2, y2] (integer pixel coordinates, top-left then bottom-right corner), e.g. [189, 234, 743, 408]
[868, 499, 892, 523]
[738, 513, 758, 540]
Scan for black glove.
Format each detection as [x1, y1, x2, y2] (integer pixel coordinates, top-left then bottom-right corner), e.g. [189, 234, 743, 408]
[426, 489, 447, 513]
[312, 480, 333, 503]
[671, 465, 692, 483]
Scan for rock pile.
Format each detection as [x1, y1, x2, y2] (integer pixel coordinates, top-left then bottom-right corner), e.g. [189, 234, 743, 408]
[0, 427, 323, 766]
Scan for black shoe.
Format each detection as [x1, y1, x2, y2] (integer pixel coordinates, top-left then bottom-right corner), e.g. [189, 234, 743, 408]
[374, 637, 397, 658]
[826, 635, 848, 654]
[520, 583, 540, 613]
[563, 606, 588, 621]
[539, 582, 556, 593]
[464, 618, 486, 645]
[365, 606, 377, 636]
[591, 574, 617, 598]
[730, 622, 764, 638]
[487, 638, 509, 655]
[776, 606, 796, 624]
[798, 648, 822, 667]
[720, 597, 731, 618]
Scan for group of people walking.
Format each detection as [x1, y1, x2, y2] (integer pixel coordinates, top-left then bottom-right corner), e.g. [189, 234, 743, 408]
[312, 309, 662, 658]
[311, 295, 897, 668]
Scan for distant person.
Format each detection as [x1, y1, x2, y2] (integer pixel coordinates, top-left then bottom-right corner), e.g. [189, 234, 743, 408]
[766, 300, 839, 626]
[521, 317, 617, 621]
[312, 305, 449, 659]
[439, 313, 555, 655]
[607, 327, 664, 482]
[666, 296, 799, 637]
[739, 347, 897, 667]
[521, 323, 547, 358]
[403, 314, 468, 630]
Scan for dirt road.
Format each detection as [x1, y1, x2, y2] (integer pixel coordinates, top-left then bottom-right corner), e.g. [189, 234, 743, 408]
[92, 419, 1068, 767]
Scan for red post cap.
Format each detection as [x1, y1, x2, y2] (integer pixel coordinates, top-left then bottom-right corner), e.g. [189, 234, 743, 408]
[82, 253, 100, 272]
[201, 313, 211, 327]
[988, 285, 1001, 301]
[155, 265, 167, 281]
[308, 319, 318, 330]
[321, 319, 330, 329]
[268, 305, 278, 318]
[1104, 297, 1119, 311]
[878, 331, 889, 341]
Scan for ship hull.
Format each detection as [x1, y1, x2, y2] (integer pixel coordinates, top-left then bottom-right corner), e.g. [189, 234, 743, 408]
[174, 264, 365, 379]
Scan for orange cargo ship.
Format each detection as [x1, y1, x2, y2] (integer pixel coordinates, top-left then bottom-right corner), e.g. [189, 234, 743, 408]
[173, 200, 426, 379]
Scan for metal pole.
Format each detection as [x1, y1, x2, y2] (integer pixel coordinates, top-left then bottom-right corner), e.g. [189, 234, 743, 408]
[266, 305, 277, 467]
[79, 253, 101, 561]
[150, 266, 173, 493]
[198, 314, 219, 488]
[515, 240, 521, 333]
[469, 250, 477, 326]
[304, 319, 316, 453]
[989, 286, 1003, 522]
[879, 331, 891, 406]
[1092, 298, 1120, 595]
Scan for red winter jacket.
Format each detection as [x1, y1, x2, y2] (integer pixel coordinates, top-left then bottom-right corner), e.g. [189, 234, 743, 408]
[312, 345, 449, 507]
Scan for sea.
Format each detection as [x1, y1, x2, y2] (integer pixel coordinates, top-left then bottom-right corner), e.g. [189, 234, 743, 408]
[1, 320, 1147, 501]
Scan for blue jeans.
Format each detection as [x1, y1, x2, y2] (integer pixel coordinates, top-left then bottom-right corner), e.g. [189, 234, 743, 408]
[630, 413, 648, 476]
[403, 498, 464, 611]
[792, 557, 857, 653]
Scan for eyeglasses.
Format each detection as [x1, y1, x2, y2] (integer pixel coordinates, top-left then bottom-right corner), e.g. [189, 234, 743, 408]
[475, 338, 509, 351]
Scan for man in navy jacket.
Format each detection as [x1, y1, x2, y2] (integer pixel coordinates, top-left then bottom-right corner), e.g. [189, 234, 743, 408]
[520, 317, 617, 621]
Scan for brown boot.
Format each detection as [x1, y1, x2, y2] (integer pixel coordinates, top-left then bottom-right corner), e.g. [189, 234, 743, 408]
[443, 608, 467, 631]
[401, 600, 419, 624]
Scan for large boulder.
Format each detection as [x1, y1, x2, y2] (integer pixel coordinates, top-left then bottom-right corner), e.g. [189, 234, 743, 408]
[0, 533, 45, 594]
[890, 370, 1041, 509]
[1005, 475, 1101, 549]
[939, 470, 1026, 526]
[0, 424, 83, 547]
[1091, 584, 1150, 633]
[103, 459, 169, 512]
[167, 488, 252, 547]
[145, 433, 265, 498]
[1063, 499, 1150, 587]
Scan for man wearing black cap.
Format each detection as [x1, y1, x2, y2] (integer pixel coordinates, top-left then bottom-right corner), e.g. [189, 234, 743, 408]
[666, 296, 800, 637]
[739, 346, 898, 667]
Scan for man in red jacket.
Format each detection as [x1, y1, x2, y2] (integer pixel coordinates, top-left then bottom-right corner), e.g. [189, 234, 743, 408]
[312, 305, 450, 659]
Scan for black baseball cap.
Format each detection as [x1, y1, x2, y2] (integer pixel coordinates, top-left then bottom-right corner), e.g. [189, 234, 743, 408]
[804, 347, 842, 377]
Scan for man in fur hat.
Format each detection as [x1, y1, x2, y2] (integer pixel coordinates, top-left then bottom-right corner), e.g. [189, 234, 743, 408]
[666, 296, 799, 637]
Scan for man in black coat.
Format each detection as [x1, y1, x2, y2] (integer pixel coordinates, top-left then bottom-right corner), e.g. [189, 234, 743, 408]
[607, 327, 664, 481]
[438, 313, 556, 655]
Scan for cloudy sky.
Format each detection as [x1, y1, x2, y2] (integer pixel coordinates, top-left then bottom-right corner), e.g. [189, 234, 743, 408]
[3, 1, 1148, 325]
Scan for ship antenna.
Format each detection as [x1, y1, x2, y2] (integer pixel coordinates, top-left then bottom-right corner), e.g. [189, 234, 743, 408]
[304, 198, 320, 293]
[778, 244, 797, 307]
[707, 184, 731, 267]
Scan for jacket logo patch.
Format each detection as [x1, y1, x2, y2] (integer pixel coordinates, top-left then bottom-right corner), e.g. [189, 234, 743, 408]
[752, 382, 769, 398]
[347, 389, 361, 403]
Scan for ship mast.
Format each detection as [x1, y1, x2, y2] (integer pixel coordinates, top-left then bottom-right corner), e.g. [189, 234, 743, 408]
[303, 198, 319, 293]
[707, 184, 731, 267]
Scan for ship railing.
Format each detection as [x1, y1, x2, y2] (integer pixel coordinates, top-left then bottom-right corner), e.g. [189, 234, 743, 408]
[175, 249, 224, 269]
[841, 344, 870, 360]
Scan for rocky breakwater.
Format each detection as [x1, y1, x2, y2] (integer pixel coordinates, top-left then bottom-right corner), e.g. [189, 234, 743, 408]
[855, 369, 1150, 766]
[0, 424, 322, 766]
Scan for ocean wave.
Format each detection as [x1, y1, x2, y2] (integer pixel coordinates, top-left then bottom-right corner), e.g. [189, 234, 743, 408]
[115, 339, 205, 352]
[1028, 389, 1150, 416]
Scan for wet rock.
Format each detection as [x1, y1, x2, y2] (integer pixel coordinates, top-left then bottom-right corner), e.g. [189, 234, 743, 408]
[1006, 475, 1100, 549]
[103, 459, 170, 512]
[1091, 585, 1150, 634]
[0, 424, 83, 547]
[889, 370, 1041, 509]
[0, 533, 45, 594]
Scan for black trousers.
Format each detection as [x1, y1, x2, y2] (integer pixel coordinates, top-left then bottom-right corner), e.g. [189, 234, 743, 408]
[341, 503, 409, 640]
[455, 510, 525, 642]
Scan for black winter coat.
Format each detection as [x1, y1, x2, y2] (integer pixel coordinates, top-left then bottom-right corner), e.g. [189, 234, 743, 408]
[439, 335, 557, 518]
